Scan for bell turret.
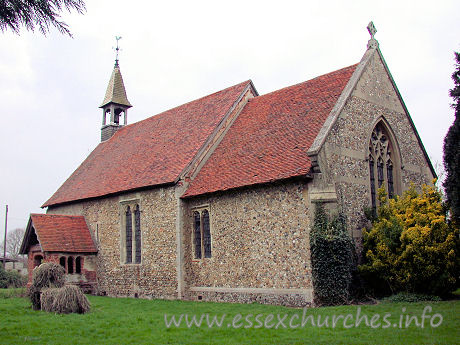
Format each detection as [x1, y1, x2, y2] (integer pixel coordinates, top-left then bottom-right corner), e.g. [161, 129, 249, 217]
[100, 37, 132, 142]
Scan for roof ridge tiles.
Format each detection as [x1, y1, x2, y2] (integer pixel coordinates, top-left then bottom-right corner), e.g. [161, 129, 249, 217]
[183, 64, 358, 198]
[254, 64, 359, 100]
[43, 80, 252, 207]
[111, 80, 253, 137]
[134, 80, 252, 123]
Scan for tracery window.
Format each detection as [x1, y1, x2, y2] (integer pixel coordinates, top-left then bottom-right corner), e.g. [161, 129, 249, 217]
[369, 156, 376, 210]
[368, 122, 396, 211]
[192, 208, 212, 259]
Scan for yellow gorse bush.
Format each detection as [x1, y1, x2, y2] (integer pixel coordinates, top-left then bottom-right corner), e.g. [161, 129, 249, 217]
[359, 182, 458, 296]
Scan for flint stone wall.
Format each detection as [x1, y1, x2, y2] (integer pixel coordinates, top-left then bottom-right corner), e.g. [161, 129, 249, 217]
[47, 186, 178, 299]
[316, 51, 434, 241]
[183, 180, 313, 307]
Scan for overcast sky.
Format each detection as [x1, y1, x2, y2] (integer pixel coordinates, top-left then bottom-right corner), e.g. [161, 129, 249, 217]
[0, 0, 459, 239]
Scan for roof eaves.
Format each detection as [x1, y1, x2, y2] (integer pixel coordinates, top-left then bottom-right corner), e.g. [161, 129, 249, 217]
[19, 216, 34, 254]
[182, 173, 313, 199]
[99, 100, 133, 109]
[20, 214, 45, 254]
[44, 250, 97, 254]
[42, 181, 176, 209]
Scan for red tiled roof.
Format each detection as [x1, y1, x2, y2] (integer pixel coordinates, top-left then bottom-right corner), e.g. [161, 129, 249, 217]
[43, 81, 251, 207]
[183, 65, 357, 197]
[30, 214, 97, 253]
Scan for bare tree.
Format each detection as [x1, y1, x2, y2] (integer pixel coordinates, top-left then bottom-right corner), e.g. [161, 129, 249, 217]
[1, 228, 26, 259]
[0, 0, 86, 37]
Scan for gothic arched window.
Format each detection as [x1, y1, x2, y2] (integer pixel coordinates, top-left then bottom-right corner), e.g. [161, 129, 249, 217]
[369, 122, 397, 210]
[192, 208, 212, 259]
[125, 206, 132, 264]
[202, 210, 211, 258]
[134, 205, 142, 263]
[193, 211, 202, 259]
[121, 201, 142, 265]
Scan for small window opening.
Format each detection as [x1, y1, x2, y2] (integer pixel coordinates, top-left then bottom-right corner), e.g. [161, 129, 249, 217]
[114, 108, 124, 125]
[34, 255, 43, 268]
[59, 257, 66, 270]
[75, 256, 81, 274]
[104, 109, 111, 125]
[68, 256, 74, 274]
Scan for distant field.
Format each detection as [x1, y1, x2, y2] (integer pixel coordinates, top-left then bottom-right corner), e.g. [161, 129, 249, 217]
[0, 290, 458, 344]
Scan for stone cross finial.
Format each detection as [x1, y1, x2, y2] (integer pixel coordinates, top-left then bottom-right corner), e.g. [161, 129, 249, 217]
[114, 36, 122, 67]
[367, 21, 379, 49]
[367, 21, 377, 39]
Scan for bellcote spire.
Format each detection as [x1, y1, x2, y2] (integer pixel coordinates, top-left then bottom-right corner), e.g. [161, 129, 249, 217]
[99, 36, 132, 142]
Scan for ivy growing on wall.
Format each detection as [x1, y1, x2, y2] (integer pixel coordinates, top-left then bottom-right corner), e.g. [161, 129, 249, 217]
[310, 203, 355, 306]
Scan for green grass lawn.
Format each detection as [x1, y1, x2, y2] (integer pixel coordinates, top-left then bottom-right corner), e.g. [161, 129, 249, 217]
[0, 289, 458, 344]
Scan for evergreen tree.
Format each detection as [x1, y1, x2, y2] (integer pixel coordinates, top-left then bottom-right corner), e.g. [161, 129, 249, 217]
[0, 0, 85, 37]
[443, 52, 460, 225]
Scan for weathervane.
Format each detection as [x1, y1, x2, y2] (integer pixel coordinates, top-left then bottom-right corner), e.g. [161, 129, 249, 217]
[114, 36, 122, 67]
[367, 21, 379, 49]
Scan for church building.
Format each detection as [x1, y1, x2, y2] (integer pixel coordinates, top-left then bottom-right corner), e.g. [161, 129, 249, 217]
[20, 25, 435, 306]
